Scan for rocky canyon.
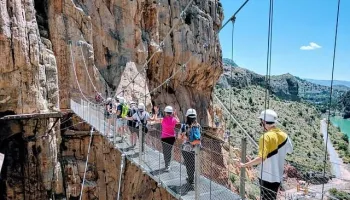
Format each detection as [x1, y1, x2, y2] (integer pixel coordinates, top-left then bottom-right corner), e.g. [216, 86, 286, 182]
[0, 0, 225, 199]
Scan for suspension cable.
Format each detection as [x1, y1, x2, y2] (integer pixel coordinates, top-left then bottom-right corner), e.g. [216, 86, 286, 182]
[260, 0, 274, 197]
[69, 42, 101, 106]
[79, 127, 94, 200]
[134, 55, 193, 102]
[219, 0, 250, 32]
[230, 19, 236, 111]
[113, 0, 195, 98]
[321, 0, 341, 198]
[79, 41, 100, 96]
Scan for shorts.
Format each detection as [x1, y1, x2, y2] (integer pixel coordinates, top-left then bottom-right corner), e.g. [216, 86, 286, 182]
[117, 118, 127, 126]
[104, 112, 112, 119]
[129, 126, 139, 133]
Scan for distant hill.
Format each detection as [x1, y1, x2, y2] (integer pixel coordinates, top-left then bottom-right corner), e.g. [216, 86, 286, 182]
[219, 58, 349, 111]
[305, 79, 350, 88]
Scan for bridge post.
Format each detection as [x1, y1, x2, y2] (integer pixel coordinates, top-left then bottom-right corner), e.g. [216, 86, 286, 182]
[139, 125, 143, 164]
[240, 137, 247, 199]
[194, 145, 200, 200]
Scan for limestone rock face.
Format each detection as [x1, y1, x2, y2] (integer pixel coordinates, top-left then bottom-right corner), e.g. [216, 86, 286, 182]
[0, 117, 63, 199]
[0, 0, 59, 113]
[48, 0, 223, 125]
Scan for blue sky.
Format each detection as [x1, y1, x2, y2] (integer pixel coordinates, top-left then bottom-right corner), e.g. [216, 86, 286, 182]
[219, 0, 350, 81]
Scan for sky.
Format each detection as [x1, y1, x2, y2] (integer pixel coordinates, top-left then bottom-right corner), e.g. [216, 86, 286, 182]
[218, 0, 350, 81]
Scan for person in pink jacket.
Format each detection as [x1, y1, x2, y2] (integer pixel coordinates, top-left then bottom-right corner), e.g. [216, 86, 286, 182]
[161, 106, 180, 171]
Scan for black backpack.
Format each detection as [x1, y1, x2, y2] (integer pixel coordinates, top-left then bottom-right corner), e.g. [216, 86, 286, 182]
[127, 108, 137, 127]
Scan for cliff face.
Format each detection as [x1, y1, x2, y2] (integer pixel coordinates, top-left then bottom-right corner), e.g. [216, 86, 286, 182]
[0, 0, 59, 113]
[48, 0, 223, 124]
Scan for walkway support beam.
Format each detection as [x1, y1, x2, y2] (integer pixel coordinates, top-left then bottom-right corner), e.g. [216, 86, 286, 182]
[239, 137, 247, 199]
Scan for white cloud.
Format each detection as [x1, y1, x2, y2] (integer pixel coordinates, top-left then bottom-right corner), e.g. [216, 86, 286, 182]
[300, 42, 322, 50]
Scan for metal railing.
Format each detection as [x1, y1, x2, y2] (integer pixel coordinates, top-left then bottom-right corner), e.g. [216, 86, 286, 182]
[70, 99, 349, 200]
[70, 99, 242, 200]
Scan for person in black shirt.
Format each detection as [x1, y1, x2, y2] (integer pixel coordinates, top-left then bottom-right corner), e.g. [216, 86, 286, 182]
[127, 101, 138, 147]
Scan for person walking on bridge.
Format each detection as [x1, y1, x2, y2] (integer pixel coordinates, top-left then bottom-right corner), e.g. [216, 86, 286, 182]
[125, 103, 150, 152]
[239, 109, 293, 200]
[115, 97, 128, 142]
[160, 106, 180, 171]
[179, 108, 201, 185]
[127, 101, 138, 147]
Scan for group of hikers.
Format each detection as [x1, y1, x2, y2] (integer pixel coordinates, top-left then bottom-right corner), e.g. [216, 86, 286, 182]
[97, 94, 293, 199]
[102, 95, 201, 185]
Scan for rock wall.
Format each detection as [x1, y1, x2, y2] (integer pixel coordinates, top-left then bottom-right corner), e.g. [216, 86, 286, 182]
[0, 0, 59, 113]
[0, 116, 63, 199]
[48, 0, 223, 125]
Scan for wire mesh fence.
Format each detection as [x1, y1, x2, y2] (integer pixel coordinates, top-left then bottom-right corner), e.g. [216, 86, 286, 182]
[70, 99, 350, 200]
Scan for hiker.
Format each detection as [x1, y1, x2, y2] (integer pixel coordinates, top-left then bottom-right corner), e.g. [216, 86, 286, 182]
[178, 108, 201, 185]
[115, 97, 129, 141]
[149, 105, 164, 138]
[125, 103, 150, 152]
[239, 109, 293, 200]
[104, 98, 114, 137]
[95, 92, 103, 103]
[127, 101, 138, 147]
[160, 106, 180, 171]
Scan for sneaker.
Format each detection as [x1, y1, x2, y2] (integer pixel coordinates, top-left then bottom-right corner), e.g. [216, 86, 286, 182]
[164, 166, 170, 172]
[186, 177, 194, 184]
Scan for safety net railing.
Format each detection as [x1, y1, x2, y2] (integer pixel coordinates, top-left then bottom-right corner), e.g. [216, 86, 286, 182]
[70, 99, 242, 200]
[71, 99, 350, 200]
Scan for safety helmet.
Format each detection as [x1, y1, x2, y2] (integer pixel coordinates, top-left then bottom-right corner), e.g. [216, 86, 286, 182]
[118, 97, 125, 103]
[186, 108, 197, 118]
[106, 97, 112, 102]
[130, 101, 136, 106]
[258, 109, 278, 123]
[138, 103, 145, 111]
[164, 106, 173, 113]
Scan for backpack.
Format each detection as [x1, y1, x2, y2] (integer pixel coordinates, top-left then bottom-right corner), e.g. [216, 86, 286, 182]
[121, 103, 129, 118]
[127, 108, 137, 127]
[136, 111, 148, 133]
[188, 125, 201, 142]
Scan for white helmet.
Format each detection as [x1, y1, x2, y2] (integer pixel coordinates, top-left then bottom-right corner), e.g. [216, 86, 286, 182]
[164, 106, 173, 113]
[130, 101, 136, 106]
[106, 97, 112, 102]
[258, 109, 278, 123]
[186, 108, 197, 118]
[118, 97, 125, 103]
[138, 103, 145, 111]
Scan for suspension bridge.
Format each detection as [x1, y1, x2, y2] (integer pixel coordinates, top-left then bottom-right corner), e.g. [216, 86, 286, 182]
[63, 0, 349, 199]
[71, 99, 242, 200]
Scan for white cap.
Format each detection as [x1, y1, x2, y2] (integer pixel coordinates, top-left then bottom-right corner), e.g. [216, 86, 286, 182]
[164, 106, 173, 113]
[258, 109, 278, 123]
[186, 108, 197, 118]
[138, 103, 145, 111]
